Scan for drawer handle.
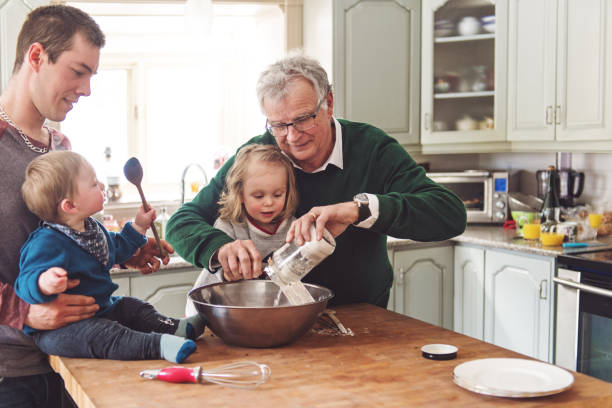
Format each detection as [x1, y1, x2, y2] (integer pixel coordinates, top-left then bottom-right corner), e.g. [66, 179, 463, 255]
[555, 105, 561, 125]
[539, 280, 547, 299]
[546, 106, 553, 125]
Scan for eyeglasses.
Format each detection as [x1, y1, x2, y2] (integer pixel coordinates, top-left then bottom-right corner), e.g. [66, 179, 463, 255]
[265, 96, 325, 137]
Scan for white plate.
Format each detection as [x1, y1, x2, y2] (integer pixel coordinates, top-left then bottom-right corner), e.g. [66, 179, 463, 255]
[453, 358, 574, 398]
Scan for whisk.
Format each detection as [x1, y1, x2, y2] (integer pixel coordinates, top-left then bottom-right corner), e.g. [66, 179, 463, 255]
[139, 361, 271, 389]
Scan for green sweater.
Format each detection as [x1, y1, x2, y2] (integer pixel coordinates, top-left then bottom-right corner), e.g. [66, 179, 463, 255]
[166, 119, 466, 306]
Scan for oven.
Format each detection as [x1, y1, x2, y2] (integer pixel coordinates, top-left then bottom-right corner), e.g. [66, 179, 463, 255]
[555, 250, 612, 382]
[426, 170, 515, 224]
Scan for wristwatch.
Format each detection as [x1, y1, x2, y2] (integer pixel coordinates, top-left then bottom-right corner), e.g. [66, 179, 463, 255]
[353, 193, 371, 224]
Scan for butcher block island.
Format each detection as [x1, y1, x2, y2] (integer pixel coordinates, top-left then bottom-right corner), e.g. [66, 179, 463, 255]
[50, 304, 612, 408]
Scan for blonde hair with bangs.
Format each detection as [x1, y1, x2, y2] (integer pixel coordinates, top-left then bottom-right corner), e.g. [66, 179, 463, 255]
[218, 144, 298, 223]
[22, 151, 88, 223]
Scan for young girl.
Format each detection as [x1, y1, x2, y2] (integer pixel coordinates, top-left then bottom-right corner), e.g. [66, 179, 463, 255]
[186, 144, 298, 314]
[16, 151, 205, 364]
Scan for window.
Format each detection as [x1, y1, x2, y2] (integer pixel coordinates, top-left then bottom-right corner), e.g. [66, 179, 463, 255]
[63, 2, 284, 201]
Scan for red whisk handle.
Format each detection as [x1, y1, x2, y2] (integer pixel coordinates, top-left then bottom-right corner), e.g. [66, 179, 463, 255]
[155, 366, 200, 383]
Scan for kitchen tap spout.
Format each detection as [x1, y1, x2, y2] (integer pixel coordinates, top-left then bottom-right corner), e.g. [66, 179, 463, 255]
[181, 163, 208, 205]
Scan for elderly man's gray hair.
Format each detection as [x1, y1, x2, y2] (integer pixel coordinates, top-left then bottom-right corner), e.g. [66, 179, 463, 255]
[256, 50, 332, 113]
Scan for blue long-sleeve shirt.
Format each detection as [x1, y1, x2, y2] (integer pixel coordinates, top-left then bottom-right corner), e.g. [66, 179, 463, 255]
[15, 221, 146, 333]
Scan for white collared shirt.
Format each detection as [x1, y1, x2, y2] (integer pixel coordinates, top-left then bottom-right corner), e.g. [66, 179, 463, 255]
[285, 117, 378, 228]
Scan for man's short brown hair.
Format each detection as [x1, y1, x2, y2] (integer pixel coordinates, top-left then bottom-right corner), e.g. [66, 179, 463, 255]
[13, 5, 105, 73]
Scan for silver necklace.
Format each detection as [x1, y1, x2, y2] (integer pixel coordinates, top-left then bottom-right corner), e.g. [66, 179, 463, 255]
[0, 104, 48, 153]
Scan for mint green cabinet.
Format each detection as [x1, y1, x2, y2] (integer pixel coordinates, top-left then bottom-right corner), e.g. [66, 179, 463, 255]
[112, 277, 130, 297]
[507, 0, 612, 148]
[484, 248, 554, 362]
[303, 0, 421, 147]
[421, 0, 508, 150]
[454, 244, 554, 362]
[112, 265, 201, 319]
[453, 244, 485, 340]
[388, 244, 454, 330]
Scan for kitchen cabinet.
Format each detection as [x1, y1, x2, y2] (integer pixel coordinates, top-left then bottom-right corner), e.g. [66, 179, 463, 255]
[453, 244, 485, 340]
[303, 0, 421, 147]
[112, 264, 201, 319]
[421, 0, 508, 150]
[0, 0, 47, 90]
[112, 276, 130, 297]
[388, 244, 454, 330]
[507, 0, 612, 145]
[453, 243, 554, 362]
[484, 248, 554, 362]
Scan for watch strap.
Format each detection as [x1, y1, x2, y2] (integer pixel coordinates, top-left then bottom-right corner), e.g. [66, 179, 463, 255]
[354, 194, 371, 224]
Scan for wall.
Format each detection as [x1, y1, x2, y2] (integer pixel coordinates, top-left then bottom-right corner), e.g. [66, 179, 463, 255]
[413, 152, 612, 207]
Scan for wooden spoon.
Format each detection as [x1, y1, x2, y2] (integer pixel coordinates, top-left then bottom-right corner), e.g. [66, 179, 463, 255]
[123, 157, 165, 256]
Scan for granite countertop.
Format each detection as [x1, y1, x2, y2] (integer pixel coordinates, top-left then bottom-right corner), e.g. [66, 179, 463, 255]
[388, 225, 612, 257]
[110, 253, 195, 276]
[113, 226, 612, 275]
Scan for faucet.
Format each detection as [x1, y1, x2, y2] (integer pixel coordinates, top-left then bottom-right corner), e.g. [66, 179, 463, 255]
[181, 163, 208, 205]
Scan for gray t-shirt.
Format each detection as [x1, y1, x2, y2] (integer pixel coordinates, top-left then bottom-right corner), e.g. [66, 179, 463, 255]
[185, 217, 294, 315]
[0, 122, 67, 377]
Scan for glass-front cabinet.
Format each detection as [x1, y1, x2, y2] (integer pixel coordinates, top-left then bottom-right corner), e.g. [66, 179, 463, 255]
[421, 0, 507, 147]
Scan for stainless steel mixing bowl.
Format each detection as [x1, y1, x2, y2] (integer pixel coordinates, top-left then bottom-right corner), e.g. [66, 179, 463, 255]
[188, 280, 334, 348]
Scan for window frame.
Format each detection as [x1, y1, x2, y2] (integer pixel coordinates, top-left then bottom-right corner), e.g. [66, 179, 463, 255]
[61, 0, 302, 202]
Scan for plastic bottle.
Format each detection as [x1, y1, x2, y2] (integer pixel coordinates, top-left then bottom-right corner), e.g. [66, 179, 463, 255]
[154, 206, 170, 239]
[539, 165, 561, 233]
[104, 147, 122, 202]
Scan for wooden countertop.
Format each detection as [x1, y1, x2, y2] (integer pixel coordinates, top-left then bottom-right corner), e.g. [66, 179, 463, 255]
[50, 304, 612, 407]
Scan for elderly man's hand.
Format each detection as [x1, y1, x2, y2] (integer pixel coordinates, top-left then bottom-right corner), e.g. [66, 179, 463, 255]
[287, 202, 358, 245]
[25, 293, 99, 330]
[216, 240, 263, 281]
[125, 238, 174, 274]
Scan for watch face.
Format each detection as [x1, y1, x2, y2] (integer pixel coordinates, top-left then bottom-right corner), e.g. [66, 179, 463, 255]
[355, 193, 368, 203]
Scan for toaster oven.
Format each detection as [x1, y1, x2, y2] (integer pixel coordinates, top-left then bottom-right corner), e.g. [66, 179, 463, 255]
[427, 170, 517, 224]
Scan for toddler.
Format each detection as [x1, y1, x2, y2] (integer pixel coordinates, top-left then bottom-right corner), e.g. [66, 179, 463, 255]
[16, 151, 205, 363]
[186, 144, 298, 314]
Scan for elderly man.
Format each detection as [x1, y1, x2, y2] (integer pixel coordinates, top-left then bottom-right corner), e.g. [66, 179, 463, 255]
[166, 52, 466, 307]
[0, 6, 171, 407]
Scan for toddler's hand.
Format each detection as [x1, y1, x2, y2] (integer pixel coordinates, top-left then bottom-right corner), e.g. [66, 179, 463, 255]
[133, 205, 157, 235]
[38, 267, 79, 296]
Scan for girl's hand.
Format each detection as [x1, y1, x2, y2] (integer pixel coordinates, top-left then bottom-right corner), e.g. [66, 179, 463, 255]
[216, 240, 263, 281]
[38, 267, 79, 296]
[133, 205, 157, 235]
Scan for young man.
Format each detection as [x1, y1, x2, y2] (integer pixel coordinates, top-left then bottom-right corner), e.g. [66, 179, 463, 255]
[0, 6, 172, 407]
